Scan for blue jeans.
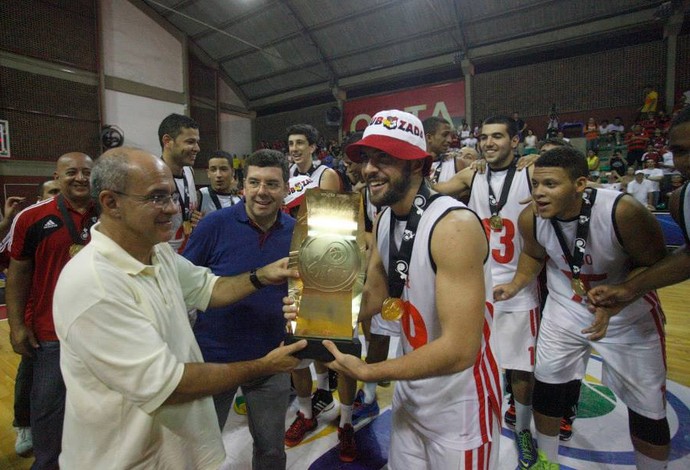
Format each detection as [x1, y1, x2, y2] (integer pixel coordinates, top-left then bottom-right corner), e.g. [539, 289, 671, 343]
[214, 373, 291, 470]
[13, 355, 33, 427]
[31, 341, 65, 470]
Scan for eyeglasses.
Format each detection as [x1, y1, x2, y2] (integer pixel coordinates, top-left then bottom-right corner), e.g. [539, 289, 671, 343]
[113, 191, 180, 208]
[244, 179, 283, 191]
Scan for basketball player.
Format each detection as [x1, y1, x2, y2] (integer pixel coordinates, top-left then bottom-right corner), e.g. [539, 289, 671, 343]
[292, 109, 501, 469]
[494, 146, 669, 469]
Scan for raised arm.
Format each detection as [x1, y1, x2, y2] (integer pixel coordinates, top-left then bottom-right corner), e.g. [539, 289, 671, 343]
[432, 167, 474, 199]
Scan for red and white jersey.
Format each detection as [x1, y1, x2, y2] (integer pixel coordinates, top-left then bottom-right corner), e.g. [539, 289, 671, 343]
[468, 168, 540, 311]
[170, 166, 198, 253]
[284, 163, 330, 213]
[377, 196, 501, 450]
[535, 189, 665, 343]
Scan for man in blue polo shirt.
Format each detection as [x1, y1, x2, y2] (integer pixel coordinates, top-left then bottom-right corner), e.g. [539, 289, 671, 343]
[183, 149, 294, 470]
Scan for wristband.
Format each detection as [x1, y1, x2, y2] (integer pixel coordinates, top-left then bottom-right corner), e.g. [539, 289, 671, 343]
[249, 269, 265, 289]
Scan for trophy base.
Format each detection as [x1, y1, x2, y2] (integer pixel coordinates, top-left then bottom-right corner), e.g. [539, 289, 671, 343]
[285, 334, 362, 363]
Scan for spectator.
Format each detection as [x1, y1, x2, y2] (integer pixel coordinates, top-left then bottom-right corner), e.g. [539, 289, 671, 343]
[641, 158, 664, 208]
[625, 170, 655, 210]
[524, 129, 538, 155]
[624, 124, 649, 170]
[584, 117, 599, 152]
[586, 150, 600, 176]
[609, 150, 627, 178]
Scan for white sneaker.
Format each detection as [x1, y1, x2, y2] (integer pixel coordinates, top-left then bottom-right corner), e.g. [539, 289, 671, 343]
[15, 426, 33, 457]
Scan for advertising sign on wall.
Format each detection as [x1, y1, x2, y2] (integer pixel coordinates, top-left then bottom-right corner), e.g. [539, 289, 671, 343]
[343, 81, 465, 133]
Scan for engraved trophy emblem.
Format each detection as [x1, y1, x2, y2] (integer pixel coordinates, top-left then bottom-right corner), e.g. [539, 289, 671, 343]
[286, 189, 366, 361]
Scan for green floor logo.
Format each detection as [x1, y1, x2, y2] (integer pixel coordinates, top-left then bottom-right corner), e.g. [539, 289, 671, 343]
[577, 382, 617, 418]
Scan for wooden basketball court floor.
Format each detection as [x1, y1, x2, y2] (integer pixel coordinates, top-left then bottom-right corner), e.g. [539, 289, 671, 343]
[0, 280, 689, 469]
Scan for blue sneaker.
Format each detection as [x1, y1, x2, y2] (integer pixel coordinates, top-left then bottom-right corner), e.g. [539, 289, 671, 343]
[516, 430, 538, 469]
[352, 390, 379, 424]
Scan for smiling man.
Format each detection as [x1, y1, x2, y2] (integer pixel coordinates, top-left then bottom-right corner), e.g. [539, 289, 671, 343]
[158, 113, 202, 252]
[184, 149, 296, 469]
[308, 109, 500, 469]
[53, 147, 305, 469]
[494, 146, 670, 470]
[6, 152, 97, 469]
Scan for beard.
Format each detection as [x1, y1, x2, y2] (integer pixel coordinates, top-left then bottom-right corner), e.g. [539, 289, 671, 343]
[370, 162, 412, 207]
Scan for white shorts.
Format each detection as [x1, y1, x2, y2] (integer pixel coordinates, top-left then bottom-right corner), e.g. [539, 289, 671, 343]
[388, 406, 500, 470]
[370, 313, 401, 336]
[492, 307, 539, 372]
[535, 315, 667, 420]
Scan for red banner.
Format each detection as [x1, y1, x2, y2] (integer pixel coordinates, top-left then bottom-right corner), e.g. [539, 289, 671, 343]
[343, 81, 465, 133]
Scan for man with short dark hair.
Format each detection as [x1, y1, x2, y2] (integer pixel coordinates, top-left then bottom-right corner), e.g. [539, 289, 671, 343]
[158, 113, 202, 252]
[7, 152, 98, 469]
[494, 146, 669, 470]
[197, 150, 241, 214]
[300, 109, 501, 469]
[423, 116, 457, 184]
[284, 124, 341, 216]
[183, 149, 294, 469]
[434, 115, 541, 468]
[53, 147, 305, 469]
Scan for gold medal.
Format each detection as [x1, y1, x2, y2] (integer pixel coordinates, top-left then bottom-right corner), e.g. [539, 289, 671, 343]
[489, 215, 503, 231]
[381, 297, 405, 321]
[571, 278, 587, 297]
[183, 220, 193, 236]
[69, 244, 83, 258]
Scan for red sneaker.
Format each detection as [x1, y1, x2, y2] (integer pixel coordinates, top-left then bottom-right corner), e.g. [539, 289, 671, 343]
[338, 424, 357, 462]
[285, 412, 317, 447]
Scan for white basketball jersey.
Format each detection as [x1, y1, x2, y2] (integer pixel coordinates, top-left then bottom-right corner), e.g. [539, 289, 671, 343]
[198, 187, 241, 214]
[284, 163, 330, 212]
[535, 189, 665, 343]
[170, 166, 198, 253]
[468, 168, 540, 311]
[377, 196, 501, 450]
[430, 156, 456, 184]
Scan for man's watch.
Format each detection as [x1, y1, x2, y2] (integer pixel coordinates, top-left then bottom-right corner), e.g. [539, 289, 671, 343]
[249, 269, 266, 289]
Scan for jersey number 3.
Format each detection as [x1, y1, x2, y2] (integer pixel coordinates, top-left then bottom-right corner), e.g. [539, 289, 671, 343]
[482, 218, 515, 264]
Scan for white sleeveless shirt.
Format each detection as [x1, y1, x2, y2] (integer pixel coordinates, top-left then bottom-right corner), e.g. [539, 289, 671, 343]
[535, 189, 665, 343]
[468, 168, 540, 311]
[284, 163, 330, 213]
[170, 166, 198, 253]
[377, 196, 501, 450]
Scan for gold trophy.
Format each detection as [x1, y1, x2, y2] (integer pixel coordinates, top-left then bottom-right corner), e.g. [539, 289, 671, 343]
[285, 188, 366, 361]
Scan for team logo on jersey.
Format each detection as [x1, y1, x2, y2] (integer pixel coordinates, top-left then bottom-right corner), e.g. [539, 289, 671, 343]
[413, 194, 427, 216]
[43, 219, 59, 230]
[395, 260, 408, 281]
[579, 215, 590, 224]
[575, 237, 586, 253]
[402, 229, 414, 242]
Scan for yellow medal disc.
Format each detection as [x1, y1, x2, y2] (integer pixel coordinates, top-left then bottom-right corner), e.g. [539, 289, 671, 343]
[489, 215, 503, 231]
[571, 278, 587, 297]
[69, 244, 83, 258]
[381, 297, 405, 321]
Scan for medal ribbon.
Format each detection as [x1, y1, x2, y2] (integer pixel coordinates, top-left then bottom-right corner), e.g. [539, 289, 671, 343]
[550, 188, 597, 284]
[174, 173, 191, 221]
[430, 158, 444, 184]
[57, 194, 94, 246]
[209, 188, 223, 211]
[487, 161, 517, 219]
[387, 182, 440, 298]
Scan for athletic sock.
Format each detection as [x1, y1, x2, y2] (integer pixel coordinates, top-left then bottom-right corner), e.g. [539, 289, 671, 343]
[515, 400, 532, 433]
[298, 396, 313, 419]
[339, 404, 353, 428]
[362, 381, 377, 404]
[316, 372, 329, 391]
[634, 451, 668, 469]
[535, 430, 559, 463]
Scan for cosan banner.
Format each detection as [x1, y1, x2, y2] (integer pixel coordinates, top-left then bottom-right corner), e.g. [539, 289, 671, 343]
[343, 81, 465, 133]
